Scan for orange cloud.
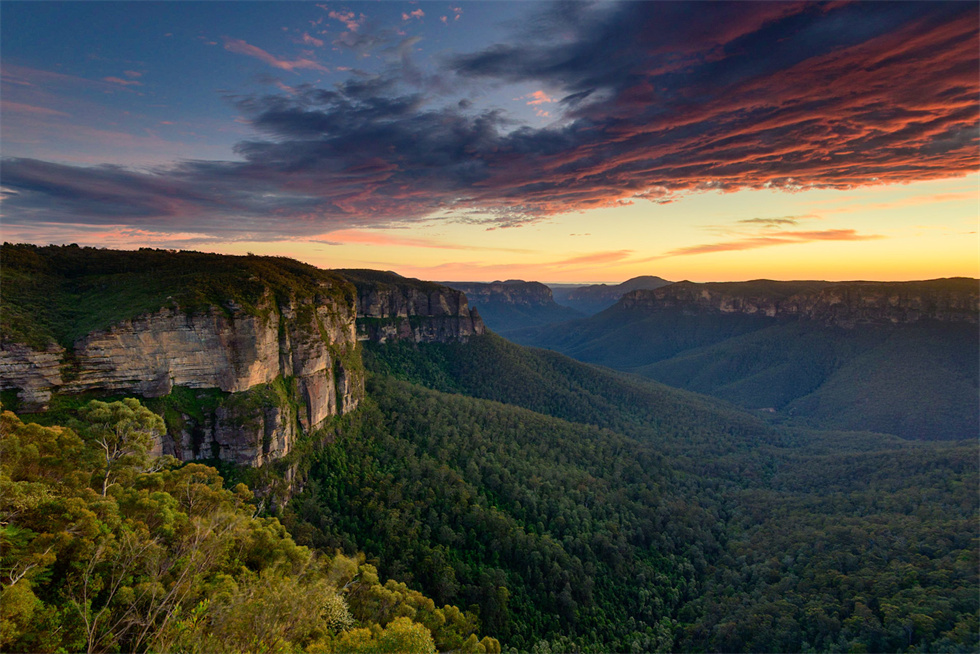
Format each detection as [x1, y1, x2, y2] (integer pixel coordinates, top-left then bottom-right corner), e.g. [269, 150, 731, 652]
[822, 192, 978, 214]
[554, 250, 633, 266]
[312, 229, 532, 253]
[662, 229, 884, 257]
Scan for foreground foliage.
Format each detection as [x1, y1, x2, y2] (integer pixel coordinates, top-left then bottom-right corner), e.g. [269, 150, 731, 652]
[0, 401, 498, 653]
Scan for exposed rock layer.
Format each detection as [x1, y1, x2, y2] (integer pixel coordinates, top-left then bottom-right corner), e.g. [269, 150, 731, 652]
[1, 291, 361, 465]
[340, 270, 485, 343]
[2, 260, 483, 468]
[446, 281, 556, 307]
[619, 279, 979, 327]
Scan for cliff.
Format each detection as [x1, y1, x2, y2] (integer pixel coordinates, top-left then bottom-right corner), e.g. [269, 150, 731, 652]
[442, 280, 583, 332]
[446, 280, 555, 307]
[553, 275, 672, 315]
[618, 278, 979, 327]
[1, 246, 363, 467]
[338, 269, 486, 343]
[0, 246, 483, 468]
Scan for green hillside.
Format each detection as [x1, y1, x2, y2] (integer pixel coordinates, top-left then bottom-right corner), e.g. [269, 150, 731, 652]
[509, 306, 776, 369]
[509, 297, 978, 440]
[3, 248, 976, 653]
[282, 338, 978, 652]
[360, 333, 775, 459]
[471, 301, 583, 333]
[1, 243, 354, 349]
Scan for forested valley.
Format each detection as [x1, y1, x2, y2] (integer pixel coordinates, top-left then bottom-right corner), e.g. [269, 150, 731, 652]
[281, 336, 978, 652]
[2, 331, 976, 653]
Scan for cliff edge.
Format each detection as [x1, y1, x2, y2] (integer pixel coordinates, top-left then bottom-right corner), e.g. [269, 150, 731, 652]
[339, 269, 485, 343]
[618, 278, 979, 327]
[0, 246, 482, 468]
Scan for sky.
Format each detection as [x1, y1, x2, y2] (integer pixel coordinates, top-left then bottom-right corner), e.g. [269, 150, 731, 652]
[1, 0, 977, 283]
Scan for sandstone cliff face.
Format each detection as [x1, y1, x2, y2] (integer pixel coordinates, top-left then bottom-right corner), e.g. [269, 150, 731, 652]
[340, 271, 486, 343]
[447, 281, 555, 307]
[619, 279, 979, 327]
[1, 243, 495, 472]
[1, 289, 362, 465]
[2, 267, 490, 468]
[0, 343, 64, 412]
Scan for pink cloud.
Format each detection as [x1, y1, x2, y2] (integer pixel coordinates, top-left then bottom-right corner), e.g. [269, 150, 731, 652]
[223, 38, 329, 72]
[516, 90, 556, 117]
[390, 249, 634, 282]
[402, 9, 424, 21]
[327, 10, 364, 32]
[123, 70, 143, 78]
[555, 250, 634, 266]
[103, 76, 142, 86]
[0, 100, 70, 117]
[524, 91, 555, 106]
[300, 32, 325, 47]
[823, 192, 978, 215]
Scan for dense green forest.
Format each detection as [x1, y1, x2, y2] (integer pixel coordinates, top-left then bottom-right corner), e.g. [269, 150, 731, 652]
[2, 246, 975, 653]
[1, 243, 355, 349]
[458, 299, 582, 334]
[4, 339, 977, 653]
[0, 400, 499, 653]
[279, 336, 978, 652]
[507, 298, 979, 440]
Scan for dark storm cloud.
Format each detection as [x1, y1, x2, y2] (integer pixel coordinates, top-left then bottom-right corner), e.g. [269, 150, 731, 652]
[2, 1, 977, 239]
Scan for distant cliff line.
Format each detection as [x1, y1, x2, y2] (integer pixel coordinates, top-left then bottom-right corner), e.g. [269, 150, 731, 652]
[618, 278, 979, 327]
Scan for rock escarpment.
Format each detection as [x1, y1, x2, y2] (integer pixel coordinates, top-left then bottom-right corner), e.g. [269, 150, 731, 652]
[1, 246, 486, 469]
[619, 278, 979, 327]
[446, 280, 556, 307]
[441, 280, 583, 332]
[1, 290, 361, 465]
[339, 269, 485, 343]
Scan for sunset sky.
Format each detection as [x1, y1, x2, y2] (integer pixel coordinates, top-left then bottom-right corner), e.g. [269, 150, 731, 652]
[2, 1, 977, 283]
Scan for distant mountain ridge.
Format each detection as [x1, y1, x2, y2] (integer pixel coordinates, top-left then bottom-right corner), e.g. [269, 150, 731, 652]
[551, 275, 673, 315]
[509, 277, 979, 440]
[621, 278, 978, 326]
[443, 279, 583, 332]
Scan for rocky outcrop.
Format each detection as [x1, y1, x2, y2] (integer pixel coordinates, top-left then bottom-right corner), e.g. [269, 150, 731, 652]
[447, 280, 556, 307]
[619, 278, 979, 327]
[442, 280, 584, 332]
[1, 289, 362, 466]
[0, 343, 65, 411]
[165, 387, 298, 466]
[0, 248, 490, 471]
[339, 270, 486, 343]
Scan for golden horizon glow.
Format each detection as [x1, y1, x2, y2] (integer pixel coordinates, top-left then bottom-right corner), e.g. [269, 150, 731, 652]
[3, 175, 976, 285]
[204, 175, 979, 283]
